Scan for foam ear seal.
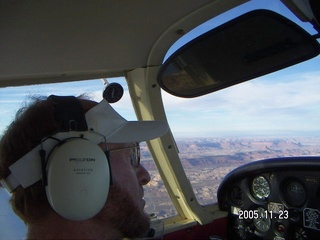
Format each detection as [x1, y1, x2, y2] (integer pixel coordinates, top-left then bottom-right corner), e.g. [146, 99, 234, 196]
[46, 138, 110, 221]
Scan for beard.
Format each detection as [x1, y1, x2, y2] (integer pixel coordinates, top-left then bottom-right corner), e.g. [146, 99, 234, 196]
[95, 182, 151, 238]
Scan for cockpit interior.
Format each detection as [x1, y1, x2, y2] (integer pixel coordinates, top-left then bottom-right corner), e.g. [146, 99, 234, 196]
[1, 0, 320, 239]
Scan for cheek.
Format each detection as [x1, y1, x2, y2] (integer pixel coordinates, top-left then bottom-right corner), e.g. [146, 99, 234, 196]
[109, 159, 140, 198]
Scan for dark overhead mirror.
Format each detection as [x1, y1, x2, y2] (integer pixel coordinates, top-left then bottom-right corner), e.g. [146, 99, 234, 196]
[157, 10, 320, 98]
[308, 0, 320, 31]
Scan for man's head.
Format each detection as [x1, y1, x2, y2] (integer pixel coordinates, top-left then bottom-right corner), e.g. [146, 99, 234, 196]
[0, 95, 168, 238]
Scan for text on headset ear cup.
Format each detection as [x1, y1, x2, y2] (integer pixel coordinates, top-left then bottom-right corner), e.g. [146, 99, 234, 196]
[46, 138, 110, 221]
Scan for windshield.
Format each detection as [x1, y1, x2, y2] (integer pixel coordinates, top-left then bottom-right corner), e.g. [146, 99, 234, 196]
[162, 55, 320, 205]
[161, 0, 320, 205]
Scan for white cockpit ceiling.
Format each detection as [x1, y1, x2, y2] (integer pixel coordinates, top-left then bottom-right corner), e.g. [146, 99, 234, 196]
[0, 0, 247, 87]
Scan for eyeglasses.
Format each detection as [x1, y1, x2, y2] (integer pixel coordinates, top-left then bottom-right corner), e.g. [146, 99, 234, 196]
[105, 143, 140, 168]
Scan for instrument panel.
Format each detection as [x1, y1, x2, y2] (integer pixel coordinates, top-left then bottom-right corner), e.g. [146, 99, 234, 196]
[217, 157, 320, 240]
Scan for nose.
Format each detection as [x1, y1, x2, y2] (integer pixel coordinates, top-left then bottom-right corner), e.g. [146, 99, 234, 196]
[136, 164, 151, 185]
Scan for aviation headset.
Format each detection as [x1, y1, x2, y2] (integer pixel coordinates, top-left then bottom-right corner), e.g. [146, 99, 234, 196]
[42, 95, 111, 221]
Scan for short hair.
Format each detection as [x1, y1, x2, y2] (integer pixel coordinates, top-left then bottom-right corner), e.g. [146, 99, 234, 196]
[0, 96, 62, 223]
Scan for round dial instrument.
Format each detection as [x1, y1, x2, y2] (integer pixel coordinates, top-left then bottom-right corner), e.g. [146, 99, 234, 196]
[252, 176, 270, 200]
[283, 180, 306, 207]
[103, 83, 124, 103]
[253, 207, 271, 233]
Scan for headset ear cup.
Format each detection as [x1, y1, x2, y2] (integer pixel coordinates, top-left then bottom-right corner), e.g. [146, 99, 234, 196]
[46, 138, 110, 221]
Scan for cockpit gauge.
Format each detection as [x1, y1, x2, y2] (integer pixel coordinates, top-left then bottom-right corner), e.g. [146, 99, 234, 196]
[103, 82, 124, 103]
[252, 176, 270, 200]
[283, 180, 307, 207]
[253, 207, 271, 233]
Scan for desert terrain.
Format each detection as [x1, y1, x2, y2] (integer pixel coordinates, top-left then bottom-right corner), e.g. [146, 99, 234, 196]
[141, 137, 320, 218]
